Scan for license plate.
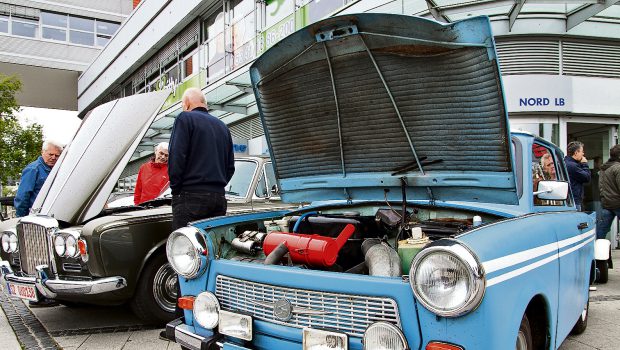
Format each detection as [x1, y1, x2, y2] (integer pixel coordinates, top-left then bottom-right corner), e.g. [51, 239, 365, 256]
[303, 328, 348, 350]
[6, 282, 38, 302]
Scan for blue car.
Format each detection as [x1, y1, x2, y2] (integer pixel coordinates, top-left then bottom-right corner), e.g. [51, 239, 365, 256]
[162, 13, 598, 350]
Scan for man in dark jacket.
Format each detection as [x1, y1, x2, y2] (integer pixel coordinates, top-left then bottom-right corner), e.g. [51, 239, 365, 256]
[168, 87, 235, 230]
[564, 141, 591, 211]
[14, 140, 63, 217]
[597, 144, 620, 239]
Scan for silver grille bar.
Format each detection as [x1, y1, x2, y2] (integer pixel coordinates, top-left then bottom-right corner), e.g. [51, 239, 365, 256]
[215, 275, 401, 338]
[16, 217, 57, 276]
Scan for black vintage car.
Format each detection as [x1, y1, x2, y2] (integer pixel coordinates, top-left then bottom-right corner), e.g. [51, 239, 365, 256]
[0, 91, 293, 323]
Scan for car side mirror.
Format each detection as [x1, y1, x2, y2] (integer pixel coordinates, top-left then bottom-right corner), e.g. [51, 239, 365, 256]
[534, 181, 569, 200]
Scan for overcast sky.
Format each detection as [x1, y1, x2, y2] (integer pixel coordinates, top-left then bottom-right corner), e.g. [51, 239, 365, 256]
[16, 107, 81, 146]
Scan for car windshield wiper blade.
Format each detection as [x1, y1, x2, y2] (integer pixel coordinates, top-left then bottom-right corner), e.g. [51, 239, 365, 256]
[391, 157, 443, 176]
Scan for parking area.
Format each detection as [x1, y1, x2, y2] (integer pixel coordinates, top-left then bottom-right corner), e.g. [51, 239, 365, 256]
[1, 251, 620, 349]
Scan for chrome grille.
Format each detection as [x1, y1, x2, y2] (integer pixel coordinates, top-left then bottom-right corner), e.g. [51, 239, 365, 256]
[17, 222, 52, 275]
[215, 275, 401, 338]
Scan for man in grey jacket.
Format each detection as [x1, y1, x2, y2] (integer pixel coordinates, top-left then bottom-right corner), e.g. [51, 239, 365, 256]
[597, 144, 620, 239]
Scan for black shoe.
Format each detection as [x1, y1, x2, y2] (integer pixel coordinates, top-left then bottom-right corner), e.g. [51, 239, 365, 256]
[29, 299, 59, 308]
[159, 330, 168, 341]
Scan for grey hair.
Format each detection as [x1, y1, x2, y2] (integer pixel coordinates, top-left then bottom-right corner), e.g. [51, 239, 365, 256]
[182, 87, 206, 104]
[42, 139, 64, 152]
[154, 142, 169, 152]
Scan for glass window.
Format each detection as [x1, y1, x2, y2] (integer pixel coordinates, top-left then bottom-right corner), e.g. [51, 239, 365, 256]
[0, 15, 8, 33]
[532, 143, 563, 206]
[42, 27, 66, 41]
[265, 162, 279, 196]
[69, 16, 94, 32]
[226, 160, 258, 199]
[255, 171, 267, 197]
[96, 34, 111, 47]
[181, 51, 199, 80]
[12, 17, 38, 38]
[41, 12, 67, 27]
[265, 0, 294, 28]
[96, 20, 119, 36]
[70, 30, 94, 45]
[307, 0, 344, 23]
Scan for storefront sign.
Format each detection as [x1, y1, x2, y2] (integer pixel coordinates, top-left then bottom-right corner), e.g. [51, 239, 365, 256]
[519, 97, 566, 107]
[503, 75, 572, 112]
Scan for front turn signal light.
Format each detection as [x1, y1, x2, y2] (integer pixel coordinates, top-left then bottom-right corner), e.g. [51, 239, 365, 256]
[426, 342, 464, 350]
[178, 296, 195, 310]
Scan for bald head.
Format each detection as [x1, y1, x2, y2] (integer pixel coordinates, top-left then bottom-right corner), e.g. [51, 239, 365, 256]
[182, 87, 207, 111]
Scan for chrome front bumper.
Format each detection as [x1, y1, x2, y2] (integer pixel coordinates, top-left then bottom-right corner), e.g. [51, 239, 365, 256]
[165, 318, 224, 350]
[0, 262, 126, 299]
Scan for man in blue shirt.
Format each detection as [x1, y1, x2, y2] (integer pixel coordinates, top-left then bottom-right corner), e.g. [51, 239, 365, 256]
[565, 141, 591, 211]
[14, 140, 63, 217]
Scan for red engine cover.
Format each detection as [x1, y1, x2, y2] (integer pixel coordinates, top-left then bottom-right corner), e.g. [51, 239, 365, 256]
[262, 224, 356, 267]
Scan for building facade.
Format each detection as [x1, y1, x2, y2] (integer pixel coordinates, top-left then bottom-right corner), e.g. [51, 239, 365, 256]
[0, 0, 132, 110]
[79, 0, 620, 214]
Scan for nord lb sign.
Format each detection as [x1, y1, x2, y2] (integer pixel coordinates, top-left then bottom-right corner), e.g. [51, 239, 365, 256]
[503, 75, 573, 112]
[519, 97, 566, 107]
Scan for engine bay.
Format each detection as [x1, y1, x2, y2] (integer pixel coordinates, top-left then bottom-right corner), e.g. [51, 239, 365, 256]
[210, 205, 501, 276]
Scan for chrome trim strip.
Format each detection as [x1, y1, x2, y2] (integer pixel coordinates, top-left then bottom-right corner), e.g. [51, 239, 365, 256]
[1, 269, 126, 297]
[44, 276, 127, 295]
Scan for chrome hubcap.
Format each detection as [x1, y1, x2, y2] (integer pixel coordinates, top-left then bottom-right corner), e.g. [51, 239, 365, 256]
[153, 262, 178, 313]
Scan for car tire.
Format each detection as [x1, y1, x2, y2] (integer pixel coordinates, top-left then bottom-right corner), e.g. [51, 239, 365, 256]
[516, 313, 533, 350]
[571, 294, 589, 335]
[130, 253, 177, 323]
[596, 260, 609, 284]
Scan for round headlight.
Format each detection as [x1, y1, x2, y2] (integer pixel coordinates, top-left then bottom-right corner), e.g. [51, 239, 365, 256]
[65, 235, 78, 258]
[194, 291, 220, 329]
[166, 228, 207, 279]
[8, 234, 17, 253]
[54, 235, 66, 257]
[363, 322, 407, 350]
[1, 233, 10, 253]
[410, 240, 485, 318]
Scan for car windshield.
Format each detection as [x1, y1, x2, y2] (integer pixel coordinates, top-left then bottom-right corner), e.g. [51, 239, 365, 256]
[225, 160, 257, 198]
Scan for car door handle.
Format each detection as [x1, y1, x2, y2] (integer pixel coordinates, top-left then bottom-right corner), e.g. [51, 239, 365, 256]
[578, 222, 589, 230]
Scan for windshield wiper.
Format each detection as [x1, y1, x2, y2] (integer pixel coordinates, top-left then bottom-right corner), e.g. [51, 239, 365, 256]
[391, 157, 443, 176]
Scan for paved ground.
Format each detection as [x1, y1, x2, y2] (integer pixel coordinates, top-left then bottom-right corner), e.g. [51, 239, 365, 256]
[1, 251, 620, 349]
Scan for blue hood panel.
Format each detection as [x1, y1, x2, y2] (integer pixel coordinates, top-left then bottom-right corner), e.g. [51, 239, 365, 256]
[250, 14, 517, 205]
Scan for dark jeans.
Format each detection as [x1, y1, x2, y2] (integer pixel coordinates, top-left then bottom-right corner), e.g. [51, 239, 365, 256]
[597, 208, 620, 240]
[171, 191, 227, 230]
[171, 191, 226, 318]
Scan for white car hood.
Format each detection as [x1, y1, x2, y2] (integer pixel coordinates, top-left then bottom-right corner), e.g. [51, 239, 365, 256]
[32, 90, 170, 224]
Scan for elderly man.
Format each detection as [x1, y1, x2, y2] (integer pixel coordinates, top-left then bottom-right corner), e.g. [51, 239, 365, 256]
[164, 88, 234, 333]
[134, 142, 169, 205]
[168, 87, 235, 229]
[14, 140, 63, 217]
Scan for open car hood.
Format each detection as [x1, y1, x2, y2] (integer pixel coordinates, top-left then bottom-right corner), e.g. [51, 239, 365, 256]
[250, 14, 517, 205]
[32, 90, 170, 224]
